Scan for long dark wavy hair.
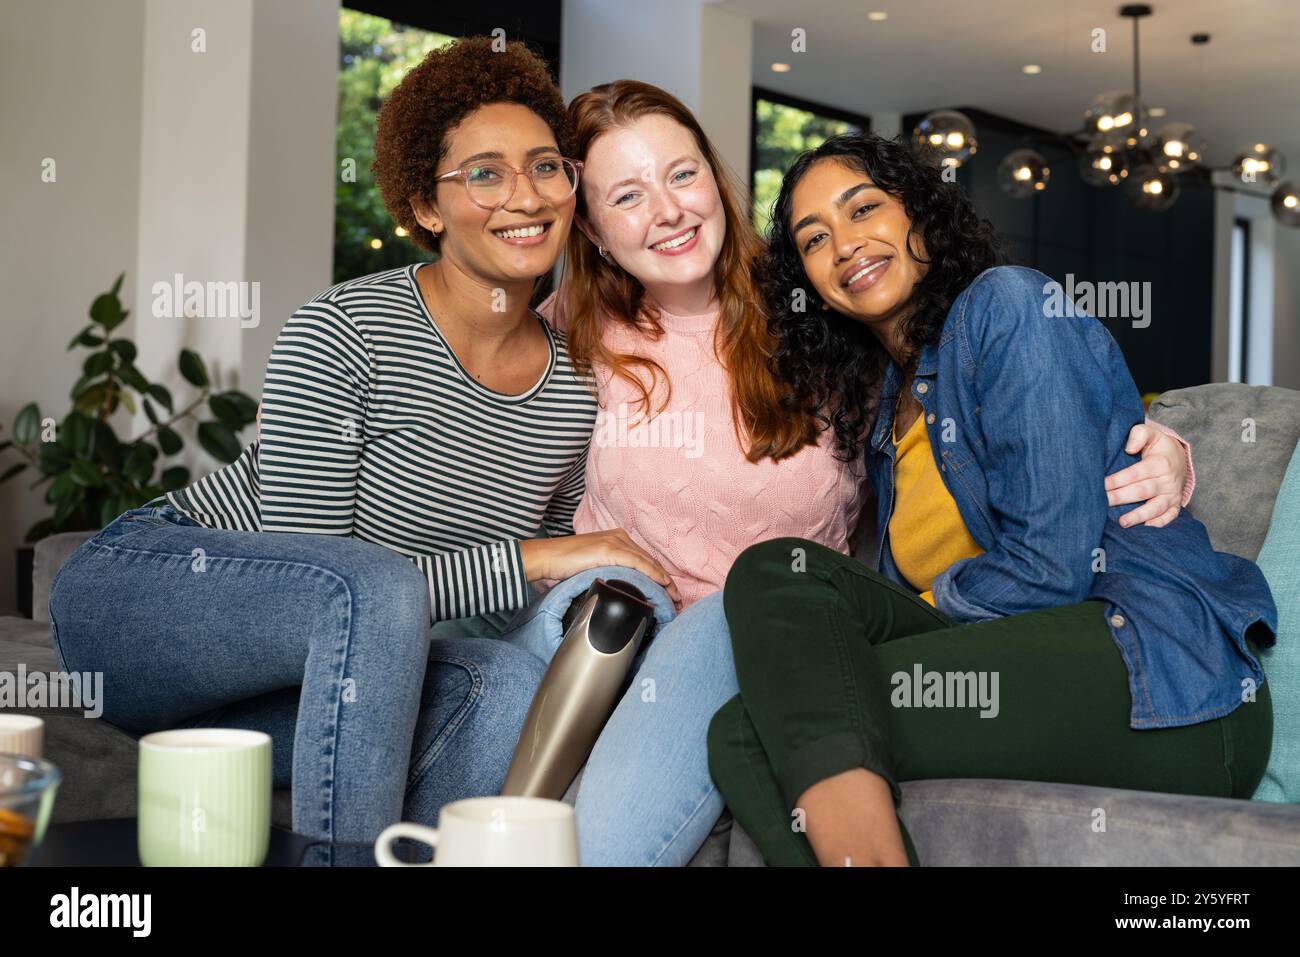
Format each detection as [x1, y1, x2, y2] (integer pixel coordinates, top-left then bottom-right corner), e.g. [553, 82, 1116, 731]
[758, 133, 1004, 461]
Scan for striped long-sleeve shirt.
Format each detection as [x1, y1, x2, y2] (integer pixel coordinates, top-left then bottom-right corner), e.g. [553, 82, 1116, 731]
[162, 264, 598, 623]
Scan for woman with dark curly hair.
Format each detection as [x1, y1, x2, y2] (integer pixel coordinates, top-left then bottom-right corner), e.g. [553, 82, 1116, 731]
[49, 37, 672, 865]
[707, 133, 1277, 866]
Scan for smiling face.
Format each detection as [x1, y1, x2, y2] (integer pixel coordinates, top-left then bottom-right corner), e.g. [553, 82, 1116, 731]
[579, 113, 726, 310]
[412, 102, 575, 285]
[789, 158, 927, 330]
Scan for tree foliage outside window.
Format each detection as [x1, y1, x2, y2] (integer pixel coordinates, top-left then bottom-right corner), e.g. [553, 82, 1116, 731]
[335, 10, 454, 284]
[752, 98, 861, 239]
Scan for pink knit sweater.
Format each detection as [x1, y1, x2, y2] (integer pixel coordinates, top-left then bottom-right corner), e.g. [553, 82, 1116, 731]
[539, 294, 865, 608]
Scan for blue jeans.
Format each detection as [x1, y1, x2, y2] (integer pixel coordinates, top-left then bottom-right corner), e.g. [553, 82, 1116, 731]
[501, 565, 738, 866]
[47, 504, 545, 866]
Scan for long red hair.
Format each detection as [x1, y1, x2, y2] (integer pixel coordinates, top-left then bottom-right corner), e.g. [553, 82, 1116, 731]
[557, 80, 818, 462]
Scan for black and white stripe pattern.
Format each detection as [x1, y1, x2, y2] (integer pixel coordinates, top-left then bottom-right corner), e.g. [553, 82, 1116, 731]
[166, 264, 597, 622]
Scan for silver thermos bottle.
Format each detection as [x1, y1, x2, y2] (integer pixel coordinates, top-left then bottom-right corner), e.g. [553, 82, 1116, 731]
[501, 578, 656, 799]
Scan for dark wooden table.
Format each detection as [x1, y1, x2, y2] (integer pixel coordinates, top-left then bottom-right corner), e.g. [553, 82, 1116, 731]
[31, 817, 326, 867]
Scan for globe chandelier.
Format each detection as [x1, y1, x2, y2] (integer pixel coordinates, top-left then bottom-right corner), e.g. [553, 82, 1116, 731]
[911, 4, 1298, 226]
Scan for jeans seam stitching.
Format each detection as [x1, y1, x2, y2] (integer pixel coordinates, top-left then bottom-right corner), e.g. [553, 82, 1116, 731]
[647, 780, 721, 867]
[320, 578, 354, 855]
[406, 657, 484, 789]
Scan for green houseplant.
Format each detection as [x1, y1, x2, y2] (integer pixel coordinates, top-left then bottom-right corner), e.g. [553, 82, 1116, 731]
[0, 272, 258, 543]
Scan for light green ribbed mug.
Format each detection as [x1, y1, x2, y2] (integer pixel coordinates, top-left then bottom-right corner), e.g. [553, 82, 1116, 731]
[138, 729, 271, 867]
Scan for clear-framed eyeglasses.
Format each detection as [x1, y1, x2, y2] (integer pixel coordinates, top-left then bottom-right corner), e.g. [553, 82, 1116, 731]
[434, 156, 583, 210]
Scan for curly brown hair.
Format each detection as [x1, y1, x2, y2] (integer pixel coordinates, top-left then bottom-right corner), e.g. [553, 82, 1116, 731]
[372, 36, 569, 253]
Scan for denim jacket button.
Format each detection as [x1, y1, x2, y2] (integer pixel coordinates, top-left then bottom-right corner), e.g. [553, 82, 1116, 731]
[1110, 614, 1126, 628]
[916, 382, 929, 395]
[926, 413, 936, 424]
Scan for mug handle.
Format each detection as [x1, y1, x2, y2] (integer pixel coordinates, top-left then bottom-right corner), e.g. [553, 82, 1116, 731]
[375, 822, 439, 867]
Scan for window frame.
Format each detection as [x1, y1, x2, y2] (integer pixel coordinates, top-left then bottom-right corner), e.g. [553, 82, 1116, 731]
[750, 85, 871, 229]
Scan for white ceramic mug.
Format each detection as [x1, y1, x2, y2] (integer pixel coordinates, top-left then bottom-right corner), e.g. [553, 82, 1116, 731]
[375, 796, 579, 867]
[0, 715, 43, 760]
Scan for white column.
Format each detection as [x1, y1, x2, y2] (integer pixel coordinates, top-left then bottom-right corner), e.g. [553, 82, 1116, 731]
[132, 0, 338, 447]
[871, 111, 903, 140]
[132, 0, 256, 409]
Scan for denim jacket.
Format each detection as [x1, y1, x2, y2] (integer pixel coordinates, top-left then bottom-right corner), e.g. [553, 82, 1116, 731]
[865, 265, 1276, 729]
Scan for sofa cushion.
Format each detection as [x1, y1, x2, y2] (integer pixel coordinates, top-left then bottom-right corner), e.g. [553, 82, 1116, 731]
[728, 777, 1300, 865]
[33, 531, 95, 623]
[1253, 442, 1300, 803]
[1148, 384, 1300, 561]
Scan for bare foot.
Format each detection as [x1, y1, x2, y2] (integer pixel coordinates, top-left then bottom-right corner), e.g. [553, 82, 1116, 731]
[797, 768, 909, 866]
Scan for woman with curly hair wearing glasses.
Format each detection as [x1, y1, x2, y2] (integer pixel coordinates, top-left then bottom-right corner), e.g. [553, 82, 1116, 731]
[49, 37, 671, 865]
[707, 133, 1276, 867]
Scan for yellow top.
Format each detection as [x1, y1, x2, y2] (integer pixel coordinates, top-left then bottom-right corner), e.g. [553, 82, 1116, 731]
[888, 411, 984, 605]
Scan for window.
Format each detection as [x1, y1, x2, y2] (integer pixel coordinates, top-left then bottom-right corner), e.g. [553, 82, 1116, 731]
[751, 87, 868, 237]
[334, 9, 454, 284]
[1229, 217, 1250, 383]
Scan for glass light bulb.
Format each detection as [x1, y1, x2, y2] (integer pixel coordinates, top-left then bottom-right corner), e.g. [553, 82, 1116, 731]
[913, 110, 978, 168]
[997, 149, 1049, 198]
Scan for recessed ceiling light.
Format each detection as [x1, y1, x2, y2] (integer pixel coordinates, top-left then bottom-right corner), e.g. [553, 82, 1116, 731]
[1148, 106, 1167, 117]
[1022, 64, 1042, 74]
[771, 62, 791, 73]
[867, 11, 888, 21]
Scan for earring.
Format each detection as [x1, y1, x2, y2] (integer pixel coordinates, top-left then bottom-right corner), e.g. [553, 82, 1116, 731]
[597, 245, 613, 263]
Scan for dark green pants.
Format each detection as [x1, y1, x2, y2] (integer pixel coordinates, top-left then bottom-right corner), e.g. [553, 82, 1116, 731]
[707, 538, 1273, 867]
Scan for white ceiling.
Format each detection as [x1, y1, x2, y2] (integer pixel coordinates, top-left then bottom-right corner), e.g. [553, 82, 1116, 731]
[718, 0, 1300, 175]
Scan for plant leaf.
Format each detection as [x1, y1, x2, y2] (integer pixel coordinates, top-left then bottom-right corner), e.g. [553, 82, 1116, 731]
[109, 339, 138, 364]
[157, 425, 182, 455]
[220, 391, 260, 425]
[68, 373, 93, 400]
[53, 486, 84, 525]
[208, 394, 243, 431]
[69, 459, 104, 487]
[198, 421, 242, 463]
[89, 292, 126, 330]
[92, 421, 122, 471]
[59, 412, 95, 454]
[67, 325, 103, 350]
[123, 444, 153, 484]
[143, 398, 159, 425]
[117, 362, 149, 392]
[99, 495, 121, 529]
[161, 466, 191, 491]
[36, 442, 72, 474]
[147, 384, 174, 412]
[83, 352, 113, 378]
[179, 349, 209, 388]
[47, 471, 76, 503]
[14, 403, 41, 445]
[73, 385, 108, 416]
[25, 518, 55, 543]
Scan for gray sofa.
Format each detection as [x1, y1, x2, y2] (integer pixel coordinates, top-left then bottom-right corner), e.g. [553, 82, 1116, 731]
[3, 382, 1299, 865]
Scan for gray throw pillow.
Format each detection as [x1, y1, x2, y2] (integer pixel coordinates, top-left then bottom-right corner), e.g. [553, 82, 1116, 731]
[1149, 383, 1300, 561]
